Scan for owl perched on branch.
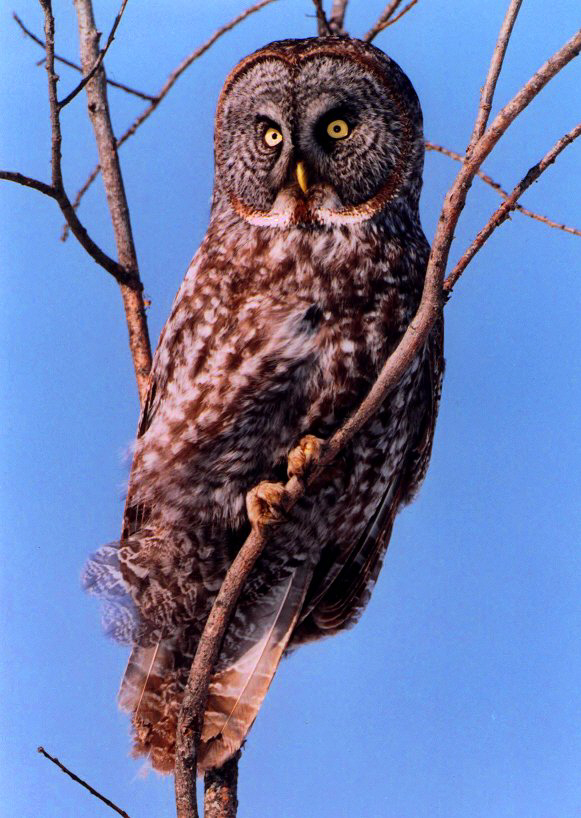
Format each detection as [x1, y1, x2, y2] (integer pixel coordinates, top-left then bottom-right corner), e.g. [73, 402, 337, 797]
[84, 36, 443, 774]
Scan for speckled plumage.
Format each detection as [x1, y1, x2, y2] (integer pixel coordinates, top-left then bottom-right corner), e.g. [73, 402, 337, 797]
[84, 36, 444, 774]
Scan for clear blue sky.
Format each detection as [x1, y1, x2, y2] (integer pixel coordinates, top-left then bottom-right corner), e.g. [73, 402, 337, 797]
[1, 1, 580, 816]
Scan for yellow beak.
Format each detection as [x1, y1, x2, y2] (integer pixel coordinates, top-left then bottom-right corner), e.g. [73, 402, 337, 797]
[296, 161, 308, 194]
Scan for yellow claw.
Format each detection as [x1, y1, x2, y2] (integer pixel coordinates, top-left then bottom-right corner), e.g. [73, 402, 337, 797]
[296, 161, 308, 193]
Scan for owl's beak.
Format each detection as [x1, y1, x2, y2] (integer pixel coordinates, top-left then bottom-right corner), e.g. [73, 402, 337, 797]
[295, 161, 309, 194]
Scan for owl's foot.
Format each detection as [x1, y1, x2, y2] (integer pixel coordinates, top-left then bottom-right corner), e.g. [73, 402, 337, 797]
[287, 435, 324, 482]
[246, 481, 290, 528]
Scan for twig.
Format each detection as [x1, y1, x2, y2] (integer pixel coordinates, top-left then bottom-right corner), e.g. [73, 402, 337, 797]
[311, 0, 331, 36]
[328, 0, 349, 34]
[0, 170, 57, 198]
[444, 123, 581, 292]
[174, 20, 581, 818]
[59, 0, 130, 108]
[467, 0, 523, 156]
[430, 25, 581, 305]
[73, 0, 152, 404]
[13, 12, 156, 101]
[425, 141, 581, 237]
[0, 169, 137, 282]
[364, 0, 419, 42]
[62, 0, 278, 240]
[1, 3, 137, 285]
[37, 746, 131, 818]
[204, 754, 240, 818]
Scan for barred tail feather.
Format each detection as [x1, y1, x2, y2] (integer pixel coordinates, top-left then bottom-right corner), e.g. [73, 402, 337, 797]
[198, 564, 311, 772]
[119, 640, 184, 774]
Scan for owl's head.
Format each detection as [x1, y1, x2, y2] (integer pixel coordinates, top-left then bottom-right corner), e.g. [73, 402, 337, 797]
[213, 36, 424, 229]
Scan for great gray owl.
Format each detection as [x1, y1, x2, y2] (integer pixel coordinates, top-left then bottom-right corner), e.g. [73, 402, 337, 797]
[84, 35, 444, 774]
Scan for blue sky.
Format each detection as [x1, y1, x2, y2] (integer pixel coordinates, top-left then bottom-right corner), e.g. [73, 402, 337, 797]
[1, 1, 580, 816]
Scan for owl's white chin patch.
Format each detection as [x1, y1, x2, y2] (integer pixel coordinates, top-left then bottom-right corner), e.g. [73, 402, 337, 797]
[241, 186, 374, 229]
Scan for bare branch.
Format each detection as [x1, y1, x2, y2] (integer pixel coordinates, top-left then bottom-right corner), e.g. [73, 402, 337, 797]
[0, 170, 56, 197]
[73, 0, 152, 404]
[37, 746, 131, 818]
[444, 123, 581, 292]
[204, 755, 240, 818]
[467, 0, 523, 156]
[428, 26, 581, 304]
[364, 0, 419, 43]
[0, 3, 138, 285]
[328, 0, 349, 34]
[0, 168, 138, 284]
[62, 0, 278, 239]
[13, 13, 156, 101]
[59, 0, 129, 109]
[312, 0, 331, 36]
[425, 141, 581, 237]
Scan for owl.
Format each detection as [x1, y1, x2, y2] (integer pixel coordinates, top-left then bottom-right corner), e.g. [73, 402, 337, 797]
[84, 36, 444, 774]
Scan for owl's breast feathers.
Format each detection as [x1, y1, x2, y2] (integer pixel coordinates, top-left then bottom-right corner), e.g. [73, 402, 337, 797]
[86, 215, 442, 773]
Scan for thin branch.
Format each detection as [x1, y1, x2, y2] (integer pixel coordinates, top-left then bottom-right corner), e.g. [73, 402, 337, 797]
[59, 0, 130, 109]
[174, 22, 581, 818]
[204, 755, 240, 818]
[13, 13, 156, 101]
[0, 170, 56, 197]
[73, 0, 152, 404]
[444, 123, 581, 292]
[328, 0, 349, 34]
[37, 746, 131, 818]
[364, 0, 419, 42]
[39, 0, 62, 190]
[425, 141, 581, 236]
[467, 0, 523, 156]
[62, 0, 278, 240]
[0, 168, 137, 283]
[311, 0, 331, 36]
[0, 2, 137, 285]
[429, 26, 581, 305]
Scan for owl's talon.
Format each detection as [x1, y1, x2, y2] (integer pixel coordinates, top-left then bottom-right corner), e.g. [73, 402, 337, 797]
[246, 481, 290, 528]
[287, 435, 324, 481]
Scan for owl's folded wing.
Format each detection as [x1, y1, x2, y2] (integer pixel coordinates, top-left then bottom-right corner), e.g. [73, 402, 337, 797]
[292, 318, 444, 642]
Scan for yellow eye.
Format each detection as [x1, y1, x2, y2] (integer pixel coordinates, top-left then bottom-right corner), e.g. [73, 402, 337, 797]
[326, 119, 350, 139]
[264, 127, 283, 147]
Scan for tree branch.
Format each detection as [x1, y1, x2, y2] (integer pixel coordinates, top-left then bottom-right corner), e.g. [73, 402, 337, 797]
[364, 0, 419, 43]
[467, 0, 523, 156]
[328, 0, 349, 34]
[0, 168, 138, 284]
[58, 0, 130, 109]
[38, 746, 131, 818]
[2, 3, 139, 286]
[444, 122, 581, 293]
[428, 26, 581, 306]
[311, 0, 331, 36]
[0, 170, 56, 197]
[62, 0, 278, 240]
[425, 141, 581, 237]
[204, 755, 240, 818]
[13, 12, 156, 101]
[73, 0, 152, 404]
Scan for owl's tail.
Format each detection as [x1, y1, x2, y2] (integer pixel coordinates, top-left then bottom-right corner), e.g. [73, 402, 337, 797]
[118, 563, 311, 774]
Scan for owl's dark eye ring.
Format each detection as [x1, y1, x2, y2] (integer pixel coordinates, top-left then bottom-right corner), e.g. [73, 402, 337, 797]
[316, 109, 356, 150]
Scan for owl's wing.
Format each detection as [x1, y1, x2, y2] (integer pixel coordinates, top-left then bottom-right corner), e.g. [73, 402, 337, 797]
[293, 318, 445, 642]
